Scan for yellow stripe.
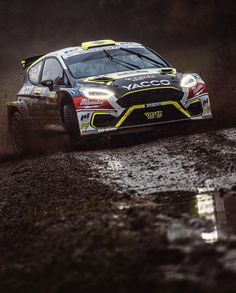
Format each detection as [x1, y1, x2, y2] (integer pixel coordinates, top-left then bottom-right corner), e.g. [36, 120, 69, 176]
[84, 80, 109, 85]
[84, 79, 114, 86]
[190, 99, 200, 104]
[91, 111, 113, 128]
[28, 55, 45, 70]
[91, 101, 190, 129]
[116, 101, 190, 127]
[115, 105, 145, 127]
[160, 101, 191, 118]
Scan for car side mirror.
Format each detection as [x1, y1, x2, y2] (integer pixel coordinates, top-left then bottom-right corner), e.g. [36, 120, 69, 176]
[40, 79, 54, 91]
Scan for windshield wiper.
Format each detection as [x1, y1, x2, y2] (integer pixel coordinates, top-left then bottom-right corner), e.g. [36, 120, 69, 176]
[120, 48, 166, 68]
[103, 49, 140, 70]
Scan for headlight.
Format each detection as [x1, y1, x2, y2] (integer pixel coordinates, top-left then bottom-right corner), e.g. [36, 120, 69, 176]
[80, 87, 114, 99]
[181, 74, 197, 88]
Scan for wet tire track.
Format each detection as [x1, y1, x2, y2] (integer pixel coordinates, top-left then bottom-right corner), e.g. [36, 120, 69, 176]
[82, 128, 236, 194]
[1, 128, 236, 292]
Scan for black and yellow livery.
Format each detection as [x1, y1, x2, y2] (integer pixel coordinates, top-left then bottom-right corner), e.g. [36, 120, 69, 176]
[7, 40, 212, 154]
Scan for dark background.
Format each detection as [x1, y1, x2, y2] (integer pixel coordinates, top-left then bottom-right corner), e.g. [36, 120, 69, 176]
[0, 0, 236, 71]
[0, 0, 235, 154]
[0, 0, 235, 72]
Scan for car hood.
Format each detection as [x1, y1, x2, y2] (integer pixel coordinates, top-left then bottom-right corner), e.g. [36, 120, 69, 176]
[77, 67, 183, 99]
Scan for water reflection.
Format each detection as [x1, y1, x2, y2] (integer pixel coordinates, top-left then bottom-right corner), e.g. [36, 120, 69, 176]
[196, 192, 235, 243]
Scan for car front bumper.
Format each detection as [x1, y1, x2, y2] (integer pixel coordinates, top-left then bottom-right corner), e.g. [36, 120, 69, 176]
[76, 94, 212, 137]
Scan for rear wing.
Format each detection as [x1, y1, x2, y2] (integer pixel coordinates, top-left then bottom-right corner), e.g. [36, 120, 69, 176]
[21, 55, 44, 69]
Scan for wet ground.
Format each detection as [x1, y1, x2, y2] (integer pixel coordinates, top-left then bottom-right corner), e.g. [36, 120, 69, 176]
[1, 125, 236, 292]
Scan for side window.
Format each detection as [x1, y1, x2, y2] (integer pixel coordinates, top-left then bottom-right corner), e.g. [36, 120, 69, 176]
[28, 61, 43, 84]
[41, 58, 67, 85]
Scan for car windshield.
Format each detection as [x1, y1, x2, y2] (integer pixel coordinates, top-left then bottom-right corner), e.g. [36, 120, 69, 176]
[63, 47, 169, 79]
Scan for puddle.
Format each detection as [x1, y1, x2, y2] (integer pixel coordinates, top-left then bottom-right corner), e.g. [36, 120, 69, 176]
[114, 191, 236, 244]
[196, 193, 220, 243]
[164, 191, 236, 244]
[196, 192, 236, 243]
[75, 128, 236, 245]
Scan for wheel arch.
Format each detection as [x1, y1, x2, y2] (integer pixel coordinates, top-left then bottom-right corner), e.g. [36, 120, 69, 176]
[58, 91, 74, 123]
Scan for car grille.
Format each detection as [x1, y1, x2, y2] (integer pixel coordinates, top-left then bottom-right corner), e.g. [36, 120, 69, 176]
[93, 114, 115, 127]
[117, 88, 183, 108]
[121, 105, 187, 127]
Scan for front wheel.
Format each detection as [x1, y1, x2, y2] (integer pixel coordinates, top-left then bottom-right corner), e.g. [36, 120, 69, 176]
[63, 103, 81, 144]
[10, 112, 28, 155]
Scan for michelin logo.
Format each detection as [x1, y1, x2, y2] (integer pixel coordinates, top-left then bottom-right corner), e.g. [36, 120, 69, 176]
[122, 79, 171, 91]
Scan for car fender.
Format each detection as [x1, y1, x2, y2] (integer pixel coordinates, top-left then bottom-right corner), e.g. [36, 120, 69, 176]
[57, 90, 74, 123]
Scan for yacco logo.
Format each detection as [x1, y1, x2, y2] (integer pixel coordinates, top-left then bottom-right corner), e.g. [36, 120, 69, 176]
[122, 80, 171, 91]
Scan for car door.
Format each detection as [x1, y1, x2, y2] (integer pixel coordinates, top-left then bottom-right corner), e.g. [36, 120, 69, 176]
[18, 60, 45, 120]
[40, 58, 70, 124]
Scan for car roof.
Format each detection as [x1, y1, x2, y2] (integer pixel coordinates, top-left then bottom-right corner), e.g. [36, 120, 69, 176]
[23, 40, 143, 70]
[46, 40, 143, 58]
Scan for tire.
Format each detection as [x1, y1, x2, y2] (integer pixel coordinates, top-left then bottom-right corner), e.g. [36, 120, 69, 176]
[63, 103, 81, 144]
[10, 112, 28, 155]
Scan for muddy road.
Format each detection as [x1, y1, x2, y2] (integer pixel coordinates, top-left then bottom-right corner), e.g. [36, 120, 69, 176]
[1, 125, 236, 292]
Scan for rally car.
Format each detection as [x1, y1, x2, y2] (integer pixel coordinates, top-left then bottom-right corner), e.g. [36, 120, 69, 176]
[7, 39, 212, 153]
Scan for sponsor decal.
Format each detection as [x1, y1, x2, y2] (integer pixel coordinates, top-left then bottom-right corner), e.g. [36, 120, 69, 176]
[80, 99, 104, 106]
[203, 108, 211, 116]
[122, 79, 171, 91]
[203, 99, 209, 106]
[81, 122, 90, 130]
[193, 83, 206, 96]
[81, 113, 90, 121]
[117, 70, 150, 77]
[98, 68, 162, 81]
[125, 75, 156, 82]
[34, 87, 43, 94]
[73, 97, 113, 110]
[18, 85, 34, 96]
[48, 91, 57, 99]
[70, 89, 79, 96]
[63, 48, 84, 58]
[144, 111, 163, 120]
[146, 102, 161, 108]
[203, 99, 211, 115]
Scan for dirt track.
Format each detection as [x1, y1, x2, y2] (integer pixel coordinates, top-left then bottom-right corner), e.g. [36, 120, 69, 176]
[1, 125, 236, 292]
